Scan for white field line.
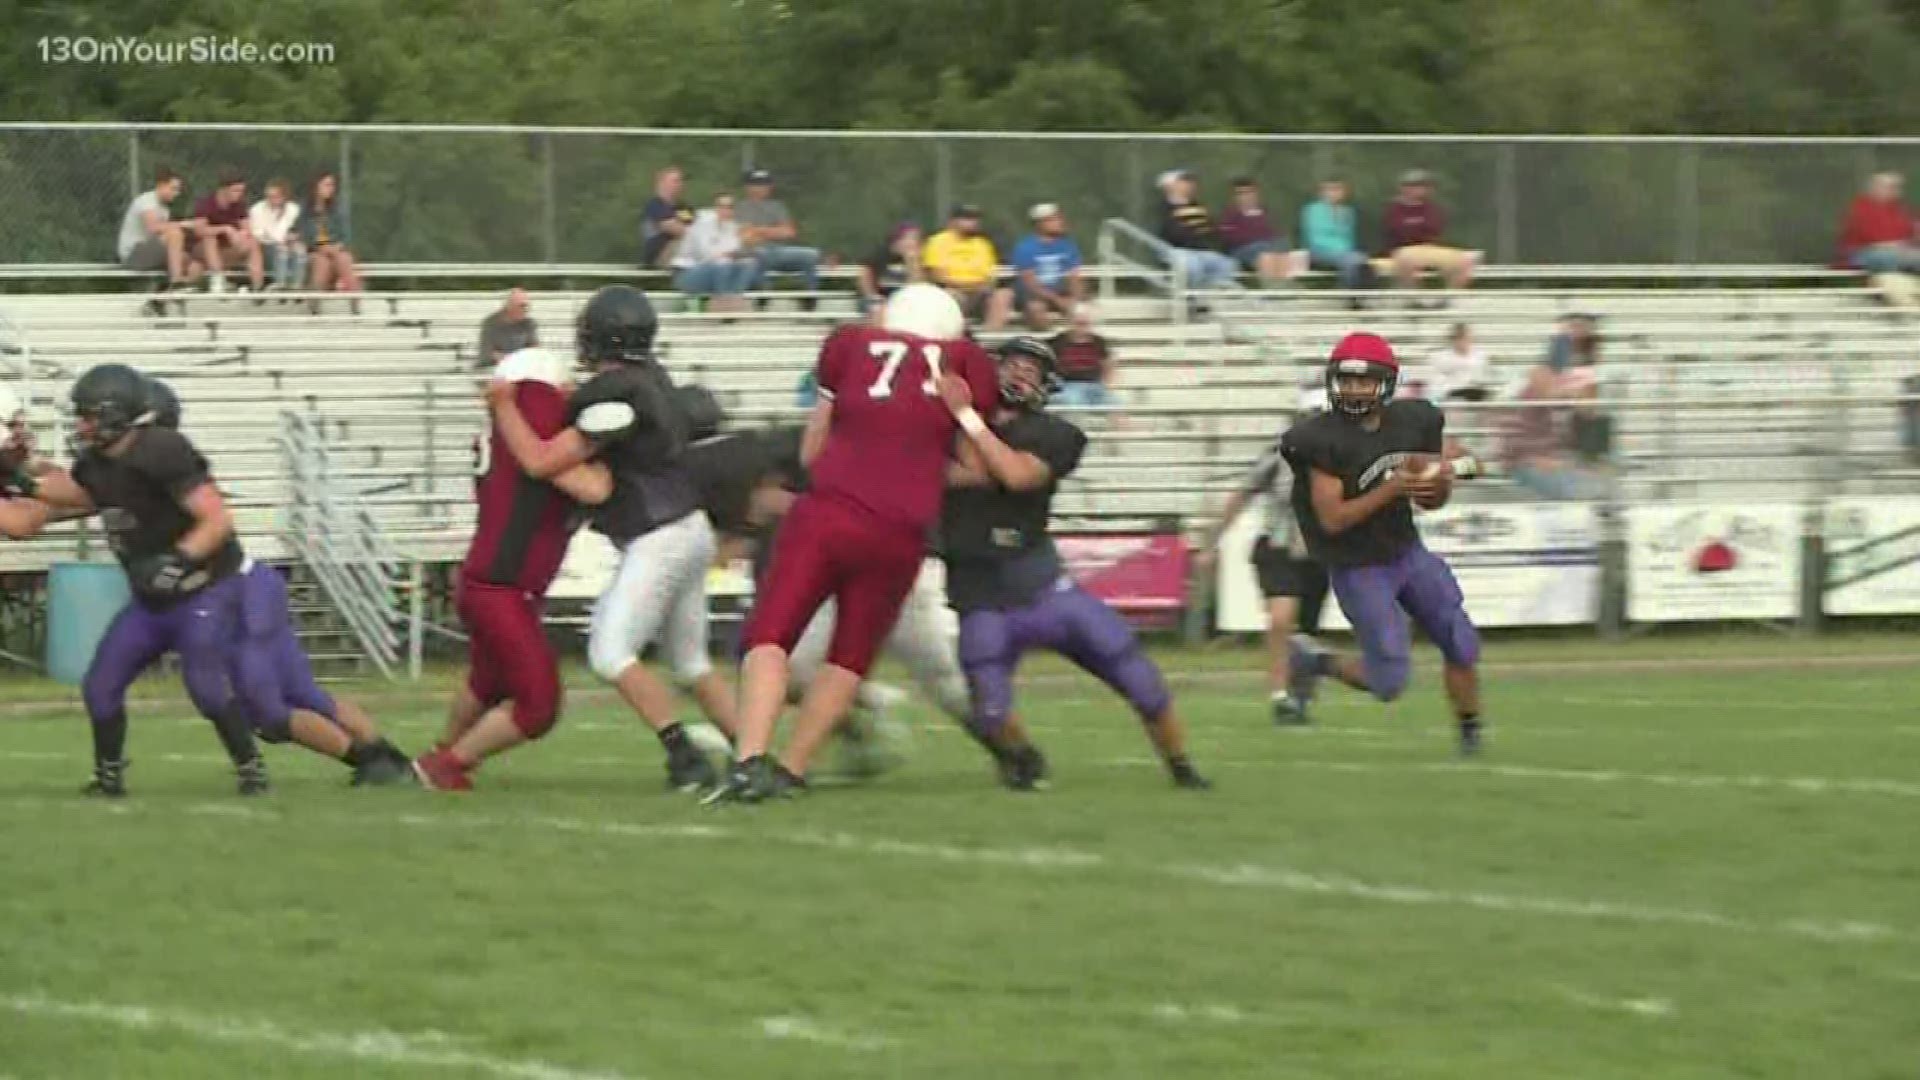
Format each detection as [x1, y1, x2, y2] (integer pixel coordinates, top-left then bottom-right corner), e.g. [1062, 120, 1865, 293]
[1105, 756, 1920, 799]
[756, 1015, 893, 1051]
[146, 802, 1903, 946]
[0, 993, 642, 1080]
[1550, 985, 1676, 1020]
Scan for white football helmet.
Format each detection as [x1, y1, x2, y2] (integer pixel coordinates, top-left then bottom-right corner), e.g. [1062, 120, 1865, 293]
[882, 283, 965, 342]
[493, 347, 571, 388]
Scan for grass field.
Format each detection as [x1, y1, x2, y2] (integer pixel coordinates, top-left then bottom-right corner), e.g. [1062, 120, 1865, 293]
[0, 636, 1917, 1079]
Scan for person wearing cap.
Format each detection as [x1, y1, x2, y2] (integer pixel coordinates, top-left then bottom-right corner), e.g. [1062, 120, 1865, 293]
[856, 221, 925, 322]
[1155, 169, 1240, 291]
[1009, 202, 1085, 331]
[1383, 169, 1476, 299]
[737, 168, 822, 296]
[1218, 177, 1302, 286]
[923, 204, 1011, 329]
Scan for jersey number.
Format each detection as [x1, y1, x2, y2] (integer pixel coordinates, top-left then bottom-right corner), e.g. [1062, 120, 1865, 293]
[866, 341, 944, 400]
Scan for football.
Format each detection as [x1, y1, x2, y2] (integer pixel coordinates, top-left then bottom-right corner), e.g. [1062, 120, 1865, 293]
[1397, 453, 1443, 481]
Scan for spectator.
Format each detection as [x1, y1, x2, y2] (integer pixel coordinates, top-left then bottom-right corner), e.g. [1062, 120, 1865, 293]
[191, 170, 264, 294]
[116, 167, 198, 289]
[857, 221, 924, 320]
[1420, 323, 1493, 403]
[247, 178, 305, 292]
[1301, 178, 1372, 305]
[1046, 304, 1118, 409]
[923, 204, 1011, 328]
[737, 168, 822, 296]
[673, 192, 756, 313]
[1010, 202, 1085, 331]
[1836, 172, 1920, 274]
[1156, 169, 1240, 291]
[1383, 170, 1476, 298]
[1501, 314, 1608, 501]
[478, 288, 539, 367]
[1218, 177, 1300, 286]
[300, 172, 362, 300]
[641, 166, 694, 270]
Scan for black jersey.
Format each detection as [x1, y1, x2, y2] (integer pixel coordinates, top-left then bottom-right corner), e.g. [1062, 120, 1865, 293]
[1281, 398, 1444, 567]
[70, 426, 244, 602]
[940, 410, 1087, 612]
[569, 362, 698, 544]
[684, 431, 777, 537]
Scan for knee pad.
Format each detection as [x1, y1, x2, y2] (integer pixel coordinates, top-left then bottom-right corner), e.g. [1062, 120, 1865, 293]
[671, 653, 713, 689]
[1366, 656, 1411, 703]
[1111, 646, 1173, 723]
[511, 700, 561, 741]
[586, 632, 636, 684]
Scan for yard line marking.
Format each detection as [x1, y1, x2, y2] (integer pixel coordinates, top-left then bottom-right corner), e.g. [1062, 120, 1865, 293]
[1149, 1002, 1260, 1025]
[1551, 985, 1675, 1020]
[0, 993, 643, 1080]
[1104, 757, 1920, 799]
[166, 803, 1903, 946]
[756, 1015, 893, 1051]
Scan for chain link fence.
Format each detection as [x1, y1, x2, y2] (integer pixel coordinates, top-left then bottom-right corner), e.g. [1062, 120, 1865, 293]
[2, 125, 1915, 268]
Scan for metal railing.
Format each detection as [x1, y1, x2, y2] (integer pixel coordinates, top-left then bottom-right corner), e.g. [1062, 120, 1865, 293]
[5, 122, 1918, 268]
[275, 408, 411, 678]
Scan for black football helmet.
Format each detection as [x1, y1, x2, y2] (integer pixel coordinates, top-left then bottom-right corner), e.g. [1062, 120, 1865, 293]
[69, 363, 153, 451]
[144, 376, 182, 430]
[1324, 331, 1400, 418]
[577, 285, 659, 367]
[996, 336, 1060, 410]
[674, 384, 725, 442]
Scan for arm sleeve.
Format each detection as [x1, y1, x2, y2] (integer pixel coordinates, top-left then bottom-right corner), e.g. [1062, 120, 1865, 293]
[1280, 423, 1336, 475]
[964, 343, 1001, 414]
[1238, 439, 1285, 495]
[1422, 401, 1446, 453]
[569, 377, 642, 451]
[1037, 421, 1088, 481]
[814, 328, 851, 401]
[516, 383, 571, 439]
[134, 430, 214, 501]
[1011, 239, 1037, 272]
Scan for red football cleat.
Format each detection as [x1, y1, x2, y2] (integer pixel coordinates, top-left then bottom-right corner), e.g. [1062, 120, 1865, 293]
[412, 749, 473, 792]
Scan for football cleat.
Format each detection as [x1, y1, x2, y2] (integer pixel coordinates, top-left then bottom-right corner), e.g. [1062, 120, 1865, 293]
[81, 759, 128, 799]
[411, 749, 473, 792]
[1457, 719, 1485, 758]
[350, 742, 414, 787]
[702, 756, 779, 805]
[1288, 634, 1328, 707]
[1271, 692, 1309, 727]
[996, 745, 1051, 792]
[1169, 757, 1213, 791]
[235, 758, 271, 797]
[771, 761, 808, 798]
[665, 743, 719, 793]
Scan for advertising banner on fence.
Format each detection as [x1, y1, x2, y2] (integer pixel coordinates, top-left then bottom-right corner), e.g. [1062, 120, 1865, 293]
[1627, 502, 1801, 622]
[1823, 498, 1920, 615]
[1215, 503, 1601, 632]
[1057, 533, 1189, 612]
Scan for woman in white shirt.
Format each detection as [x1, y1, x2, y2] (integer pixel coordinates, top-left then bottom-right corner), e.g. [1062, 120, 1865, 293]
[671, 193, 757, 312]
[1423, 322, 1492, 402]
[248, 179, 305, 290]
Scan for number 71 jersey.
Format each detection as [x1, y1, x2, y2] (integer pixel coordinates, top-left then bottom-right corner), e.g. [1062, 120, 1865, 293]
[809, 324, 1001, 534]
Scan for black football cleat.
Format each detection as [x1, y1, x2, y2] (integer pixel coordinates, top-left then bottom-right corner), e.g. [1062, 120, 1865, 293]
[1168, 757, 1213, 791]
[1457, 719, 1485, 757]
[702, 756, 778, 805]
[81, 759, 128, 798]
[350, 742, 414, 787]
[996, 745, 1051, 792]
[665, 743, 719, 793]
[235, 758, 272, 797]
[770, 761, 808, 798]
[1271, 693, 1309, 727]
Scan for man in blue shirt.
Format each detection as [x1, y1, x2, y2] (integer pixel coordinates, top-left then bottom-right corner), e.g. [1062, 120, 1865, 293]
[1010, 202, 1085, 331]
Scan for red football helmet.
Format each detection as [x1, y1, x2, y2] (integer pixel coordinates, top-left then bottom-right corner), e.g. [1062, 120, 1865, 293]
[1325, 331, 1400, 417]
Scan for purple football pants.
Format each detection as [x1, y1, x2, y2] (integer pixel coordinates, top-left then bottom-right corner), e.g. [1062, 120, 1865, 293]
[82, 572, 245, 728]
[233, 563, 338, 742]
[957, 579, 1171, 736]
[1325, 543, 1480, 702]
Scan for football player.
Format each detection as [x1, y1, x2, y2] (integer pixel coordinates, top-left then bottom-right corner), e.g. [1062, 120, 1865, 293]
[0, 364, 267, 796]
[939, 338, 1210, 790]
[707, 283, 1000, 802]
[414, 347, 615, 790]
[484, 286, 737, 792]
[1198, 388, 1332, 724]
[1280, 332, 1486, 754]
[144, 377, 413, 785]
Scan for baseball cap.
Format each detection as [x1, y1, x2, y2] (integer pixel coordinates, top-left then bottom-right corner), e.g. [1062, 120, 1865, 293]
[1156, 169, 1193, 188]
[1400, 168, 1434, 185]
[1028, 202, 1061, 222]
[951, 203, 983, 219]
[743, 167, 773, 184]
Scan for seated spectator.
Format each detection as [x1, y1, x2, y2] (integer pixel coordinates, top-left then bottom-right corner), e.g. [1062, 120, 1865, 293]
[300, 172, 361, 302]
[247, 178, 305, 292]
[1836, 172, 1920, 274]
[1156, 169, 1240, 291]
[641, 166, 693, 270]
[1420, 322, 1493, 402]
[1500, 315, 1608, 501]
[737, 168, 821, 295]
[116, 167, 198, 290]
[1010, 202, 1085, 331]
[1217, 177, 1301, 286]
[191, 170, 264, 293]
[923, 204, 1011, 328]
[857, 222, 923, 320]
[1301, 178, 1372, 305]
[1047, 305, 1118, 409]
[1383, 170, 1476, 297]
[673, 192, 757, 313]
[478, 288, 539, 367]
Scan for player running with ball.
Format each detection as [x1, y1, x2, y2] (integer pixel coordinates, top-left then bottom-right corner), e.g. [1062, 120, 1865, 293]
[1281, 332, 1486, 754]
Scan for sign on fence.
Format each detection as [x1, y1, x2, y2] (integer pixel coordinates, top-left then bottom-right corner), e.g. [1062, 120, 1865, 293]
[1823, 498, 1920, 615]
[1627, 503, 1802, 622]
[1057, 533, 1189, 612]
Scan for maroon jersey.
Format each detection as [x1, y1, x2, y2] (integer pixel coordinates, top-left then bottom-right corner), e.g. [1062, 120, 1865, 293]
[809, 324, 1000, 534]
[462, 382, 577, 594]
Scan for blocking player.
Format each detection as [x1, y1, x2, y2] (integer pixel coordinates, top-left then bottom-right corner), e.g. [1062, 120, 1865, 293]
[144, 377, 413, 784]
[941, 338, 1210, 790]
[482, 287, 737, 792]
[706, 282, 1000, 803]
[0, 364, 267, 796]
[1198, 388, 1332, 725]
[1281, 332, 1486, 754]
[411, 348, 614, 791]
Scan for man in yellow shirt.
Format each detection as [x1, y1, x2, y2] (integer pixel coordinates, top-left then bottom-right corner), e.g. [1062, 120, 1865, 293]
[922, 204, 1011, 329]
